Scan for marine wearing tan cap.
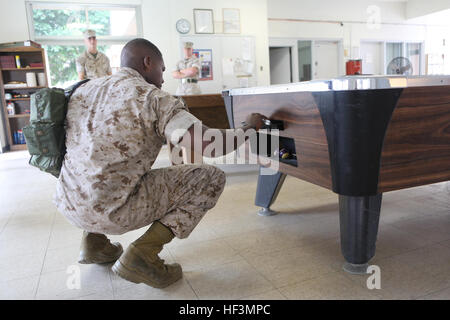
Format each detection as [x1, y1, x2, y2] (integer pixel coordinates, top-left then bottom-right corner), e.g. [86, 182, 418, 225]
[83, 29, 97, 39]
[172, 41, 201, 95]
[76, 29, 112, 80]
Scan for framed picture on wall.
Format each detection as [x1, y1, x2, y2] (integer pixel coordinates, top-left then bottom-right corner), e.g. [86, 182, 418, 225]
[193, 49, 213, 80]
[223, 8, 241, 34]
[193, 9, 214, 34]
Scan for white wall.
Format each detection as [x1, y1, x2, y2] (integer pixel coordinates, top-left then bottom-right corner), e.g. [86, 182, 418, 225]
[0, 0, 270, 149]
[268, 0, 407, 23]
[267, 0, 450, 76]
[0, 0, 29, 43]
[407, 0, 450, 19]
[0, 0, 270, 94]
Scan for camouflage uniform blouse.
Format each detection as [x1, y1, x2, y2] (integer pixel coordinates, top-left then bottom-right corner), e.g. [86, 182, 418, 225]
[54, 67, 200, 231]
[76, 51, 112, 79]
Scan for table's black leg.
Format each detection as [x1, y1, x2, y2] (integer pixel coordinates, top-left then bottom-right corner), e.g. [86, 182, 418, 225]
[339, 194, 382, 274]
[255, 167, 287, 216]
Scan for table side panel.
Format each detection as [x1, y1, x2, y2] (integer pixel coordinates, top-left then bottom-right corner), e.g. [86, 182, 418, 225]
[232, 92, 332, 189]
[379, 86, 450, 192]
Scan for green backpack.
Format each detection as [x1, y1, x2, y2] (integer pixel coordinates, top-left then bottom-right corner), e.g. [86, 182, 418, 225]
[23, 80, 89, 178]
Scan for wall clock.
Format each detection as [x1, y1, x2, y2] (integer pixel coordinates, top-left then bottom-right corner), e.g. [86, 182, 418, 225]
[176, 19, 191, 34]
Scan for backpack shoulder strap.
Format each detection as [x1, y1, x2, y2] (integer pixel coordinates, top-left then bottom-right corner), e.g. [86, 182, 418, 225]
[65, 79, 90, 100]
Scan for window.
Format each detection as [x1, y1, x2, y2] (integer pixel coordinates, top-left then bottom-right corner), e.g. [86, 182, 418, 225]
[385, 42, 422, 76]
[386, 42, 403, 73]
[26, 2, 142, 87]
[297, 41, 312, 81]
[406, 43, 422, 76]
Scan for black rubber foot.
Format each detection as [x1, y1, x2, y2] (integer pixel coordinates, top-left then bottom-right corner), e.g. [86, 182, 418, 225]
[343, 262, 369, 275]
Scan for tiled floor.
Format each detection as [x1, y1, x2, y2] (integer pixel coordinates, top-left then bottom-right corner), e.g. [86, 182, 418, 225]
[0, 149, 449, 300]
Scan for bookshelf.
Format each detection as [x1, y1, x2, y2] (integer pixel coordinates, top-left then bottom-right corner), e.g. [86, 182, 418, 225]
[0, 44, 49, 152]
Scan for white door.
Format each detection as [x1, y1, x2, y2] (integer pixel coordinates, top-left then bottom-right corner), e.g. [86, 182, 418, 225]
[269, 47, 292, 85]
[360, 42, 383, 75]
[314, 41, 339, 79]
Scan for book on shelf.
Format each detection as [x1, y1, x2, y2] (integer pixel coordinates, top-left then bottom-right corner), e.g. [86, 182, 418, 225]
[0, 56, 16, 68]
[0, 40, 42, 49]
[4, 83, 28, 89]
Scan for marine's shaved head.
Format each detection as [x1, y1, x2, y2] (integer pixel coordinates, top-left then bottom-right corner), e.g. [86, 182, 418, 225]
[121, 38, 165, 88]
[121, 38, 162, 69]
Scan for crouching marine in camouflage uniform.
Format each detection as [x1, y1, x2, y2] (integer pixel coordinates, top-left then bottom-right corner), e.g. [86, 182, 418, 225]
[54, 38, 264, 289]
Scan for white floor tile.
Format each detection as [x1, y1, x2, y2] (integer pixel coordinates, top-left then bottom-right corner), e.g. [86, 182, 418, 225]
[169, 238, 242, 272]
[0, 253, 45, 282]
[419, 286, 450, 300]
[279, 272, 381, 300]
[0, 276, 39, 300]
[185, 260, 275, 300]
[35, 264, 113, 300]
[240, 289, 287, 300]
[114, 278, 197, 300]
[244, 243, 338, 288]
[41, 245, 81, 274]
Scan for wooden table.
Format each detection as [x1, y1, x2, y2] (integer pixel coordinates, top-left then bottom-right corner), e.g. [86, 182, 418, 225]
[223, 76, 450, 274]
[178, 94, 229, 129]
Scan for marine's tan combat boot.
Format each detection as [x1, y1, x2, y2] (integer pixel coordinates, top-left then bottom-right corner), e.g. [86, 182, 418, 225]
[78, 232, 123, 264]
[111, 221, 182, 288]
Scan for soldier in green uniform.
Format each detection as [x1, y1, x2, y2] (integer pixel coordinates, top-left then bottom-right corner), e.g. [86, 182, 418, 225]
[172, 41, 201, 95]
[76, 29, 112, 80]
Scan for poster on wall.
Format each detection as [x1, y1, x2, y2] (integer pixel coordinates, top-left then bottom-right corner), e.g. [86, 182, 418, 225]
[193, 9, 214, 34]
[193, 49, 213, 81]
[223, 8, 241, 34]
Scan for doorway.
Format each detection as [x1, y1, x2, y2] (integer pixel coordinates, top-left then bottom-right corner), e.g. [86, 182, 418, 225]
[269, 47, 292, 85]
[313, 41, 340, 79]
[360, 42, 383, 75]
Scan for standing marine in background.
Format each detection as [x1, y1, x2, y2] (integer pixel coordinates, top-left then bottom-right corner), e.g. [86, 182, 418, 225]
[76, 29, 112, 80]
[172, 41, 201, 95]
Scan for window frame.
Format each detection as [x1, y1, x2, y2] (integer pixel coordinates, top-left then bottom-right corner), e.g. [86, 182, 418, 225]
[26, 1, 143, 43]
[25, 1, 143, 86]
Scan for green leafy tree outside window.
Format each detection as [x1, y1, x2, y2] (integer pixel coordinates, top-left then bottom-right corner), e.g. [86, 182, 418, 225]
[33, 8, 111, 87]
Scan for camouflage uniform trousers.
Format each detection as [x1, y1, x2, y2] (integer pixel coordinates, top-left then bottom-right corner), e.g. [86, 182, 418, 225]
[176, 83, 201, 96]
[109, 164, 226, 239]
